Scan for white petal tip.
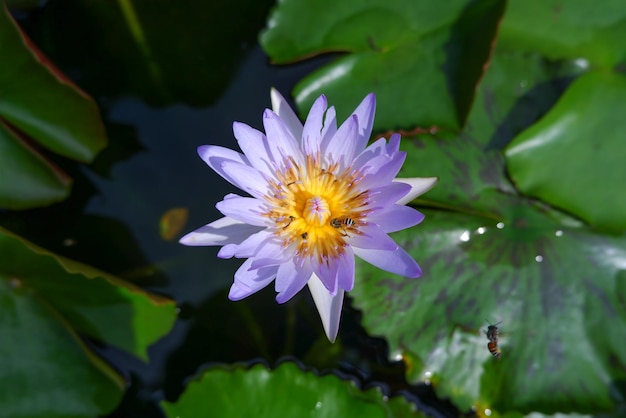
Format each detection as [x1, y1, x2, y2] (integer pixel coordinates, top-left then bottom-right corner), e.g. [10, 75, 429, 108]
[394, 177, 438, 205]
[307, 275, 344, 343]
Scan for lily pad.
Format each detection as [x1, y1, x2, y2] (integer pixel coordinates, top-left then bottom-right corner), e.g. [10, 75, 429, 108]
[0, 227, 178, 416]
[351, 205, 626, 415]
[499, 0, 626, 69]
[261, 0, 506, 131]
[505, 71, 626, 233]
[162, 362, 425, 417]
[350, 48, 626, 415]
[0, 4, 107, 209]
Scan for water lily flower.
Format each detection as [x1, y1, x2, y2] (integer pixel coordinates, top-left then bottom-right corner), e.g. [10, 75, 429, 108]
[180, 89, 437, 342]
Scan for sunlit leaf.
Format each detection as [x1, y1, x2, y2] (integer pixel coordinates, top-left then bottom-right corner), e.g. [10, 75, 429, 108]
[162, 362, 426, 417]
[261, 0, 506, 131]
[505, 72, 626, 232]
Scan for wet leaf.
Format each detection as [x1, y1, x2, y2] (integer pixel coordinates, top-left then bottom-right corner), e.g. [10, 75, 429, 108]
[162, 362, 425, 417]
[505, 72, 626, 232]
[0, 227, 178, 416]
[261, 0, 506, 131]
[0, 3, 107, 209]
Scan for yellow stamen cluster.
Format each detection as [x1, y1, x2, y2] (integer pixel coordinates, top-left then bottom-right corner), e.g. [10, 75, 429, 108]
[264, 154, 369, 262]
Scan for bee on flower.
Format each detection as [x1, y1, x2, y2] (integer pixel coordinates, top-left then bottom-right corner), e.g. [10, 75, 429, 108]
[179, 89, 437, 341]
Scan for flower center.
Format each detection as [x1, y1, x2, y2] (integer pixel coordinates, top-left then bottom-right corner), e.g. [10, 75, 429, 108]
[264, 154, 369, 261]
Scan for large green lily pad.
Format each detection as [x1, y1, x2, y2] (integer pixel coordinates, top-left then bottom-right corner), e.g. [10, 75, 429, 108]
[0, 4, 107, 209]
[261, 0, 506, 131]
[505, 71, 626, 233]
[162, 362, 425, 417]
[349, 43, 626, 415]
[0, 227, 177, 417]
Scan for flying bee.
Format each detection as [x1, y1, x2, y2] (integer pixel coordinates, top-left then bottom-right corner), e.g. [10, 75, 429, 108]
[484, 320, 502, 359]
[330, 217, 355, 236]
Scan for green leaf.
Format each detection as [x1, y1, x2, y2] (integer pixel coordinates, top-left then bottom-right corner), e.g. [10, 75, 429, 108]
[0, 3, 107, 209]
[398, 49, 584, 216]
[162, 362, 426, 417]
[0, 227, 178, 416]
[261, 0, 506, 130]
[0, 120, 71, 208]
[351, 205, 626, 415]
[499, 0, 626, 69]
[505, 72, 626, 232]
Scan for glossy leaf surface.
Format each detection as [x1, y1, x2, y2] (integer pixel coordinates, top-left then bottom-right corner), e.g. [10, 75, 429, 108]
[162, 362, 425, 417]
[0, 227, 177, 416]
[261, 0, 506, 131]
[505, 72, 626, 232]
[0, 3, 106, 209]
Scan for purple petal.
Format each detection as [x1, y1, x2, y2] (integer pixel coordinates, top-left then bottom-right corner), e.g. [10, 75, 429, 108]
[249, 239, 293, 269]
[312, 256, 340, 296]
[351, 93, 376, 154]
[353, 246, 422, 278]
[363, 182, 412, 210]
[263, 110, 304, 164]
[220, 161, 268, 199]
[394, 177, 438, 205]
[386, 133, 401, 154]
[228, 258, 277, 301]
[352, 137, 388, 169]
[347, 224, 398, 251]
[215, 194, 270, 227]
[302, 94, 327, 155]
[275, 257, 313, 303]
[322, 114, 359, 166]
[179, 217, 261, 246]
[307, 275, 344, 342]
[358, 152, 407, 190]
[368, 205, 425, 233]
[336, 246, 355, 291]
[232, 122, 275, 177]
[320, 106, 337, 145]
[197, 145, 249, 184]
[218, 229, 273, 259]
[270, 88, 303, 139]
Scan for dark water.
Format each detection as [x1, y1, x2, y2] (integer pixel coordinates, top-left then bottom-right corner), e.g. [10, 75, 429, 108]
[6, 1, 461, 416]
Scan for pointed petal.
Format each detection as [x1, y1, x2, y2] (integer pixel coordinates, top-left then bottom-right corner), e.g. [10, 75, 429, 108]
[263, 109, 304, 164]
[215, 194, 270, 227]
[197, 145, 249, 184]
[307, 275, 344, 342]
[270, 88, 303, 139]
[226, 229, 275, 259]
[275, 258, 312, 303]
[233, 122, 275, 176]
[351, 93, 376, 154]
[228, 258, 277, 301]
[220, 161, 268, 199]
[348, 224, 398, 251]
[353, 246, 422, 278]
[320, 105, 337, 145]
[302, 94, 327, 155]
[336, 246, 355, 291]
[178, 217, 261, 246]
[311, 256, 340, 296]
[322, 114, 359, 166]
[368, 205, 425, 233]
[394, 177, 438, 205]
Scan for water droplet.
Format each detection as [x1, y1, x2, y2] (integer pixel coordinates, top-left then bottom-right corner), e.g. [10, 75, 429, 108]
[555, 230, 563, 237]
[496, 222, 504, 229]
[485, 408, 492, 416]
[574, 58, 589, 69]
[535, 255, 544, 263]
[477, 227, 486, 234]
[315, 401, 322, 409]
[460, 231, 470, 242]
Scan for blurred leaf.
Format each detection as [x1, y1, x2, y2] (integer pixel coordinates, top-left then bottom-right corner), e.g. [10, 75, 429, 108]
[261, 0, 506, 131]
[505, 72, 626, 232]
[499, 0, 626, 68]
[28, 0, 275, 106]
[162, 362, 426, 417]
[0, 226, 178, 416]
[0, 3, 107, 209]
[0, 120, 71, 208]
